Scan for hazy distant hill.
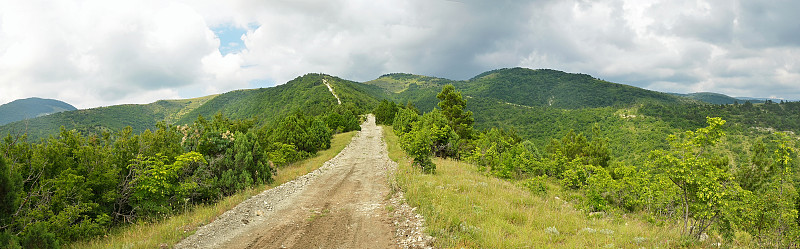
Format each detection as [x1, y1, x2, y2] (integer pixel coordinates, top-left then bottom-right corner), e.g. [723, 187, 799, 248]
[733, 96, 788, 104]
[0, 97, 77, 125]
[669, 92, 741, 105]
[669, 92, 778, 105]
[0, 96, 215, 140]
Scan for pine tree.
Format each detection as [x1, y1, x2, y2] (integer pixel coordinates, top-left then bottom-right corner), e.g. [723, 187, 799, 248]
[436, 84, 473, 139]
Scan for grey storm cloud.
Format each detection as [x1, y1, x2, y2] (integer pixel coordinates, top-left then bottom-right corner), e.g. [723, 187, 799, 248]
[0, 0, 799, 108]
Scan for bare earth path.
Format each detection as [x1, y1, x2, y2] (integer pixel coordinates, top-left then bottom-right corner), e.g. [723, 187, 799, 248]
[176, 115, 404, 249]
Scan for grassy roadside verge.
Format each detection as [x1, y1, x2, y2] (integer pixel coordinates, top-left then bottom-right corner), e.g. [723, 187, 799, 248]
[69, 131, 357, 249]
[383, 126, 683, 248]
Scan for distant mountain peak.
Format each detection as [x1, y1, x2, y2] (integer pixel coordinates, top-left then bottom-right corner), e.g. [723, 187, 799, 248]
[0, 97, 77, 125]
[459, 67, 684, 109]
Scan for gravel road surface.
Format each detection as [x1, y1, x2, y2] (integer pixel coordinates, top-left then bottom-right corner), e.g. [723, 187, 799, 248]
[175, 115, 432, 249]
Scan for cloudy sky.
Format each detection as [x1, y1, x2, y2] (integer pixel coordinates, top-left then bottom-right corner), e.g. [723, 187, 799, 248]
[1, 0, 799, 108]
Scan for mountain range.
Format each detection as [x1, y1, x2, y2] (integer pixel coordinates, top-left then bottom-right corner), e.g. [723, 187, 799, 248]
[0, 67, 793, 140]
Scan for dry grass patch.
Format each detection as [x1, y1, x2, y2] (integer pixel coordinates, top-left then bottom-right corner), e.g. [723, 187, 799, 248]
[383, 126, 684, 248]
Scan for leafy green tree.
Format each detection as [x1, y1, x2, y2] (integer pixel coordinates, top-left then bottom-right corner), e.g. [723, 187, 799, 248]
[405, 101, 420, 115]
[0, 156, 21, 228]
[0, 230, 21, 249]
[232, 132, 273, 186]
[129, 152, 206, 217]
[139, 122, 184, 161]
[465, 127, 540, 179]
[374, 99, 399, 125]
[400, 124, 435, 174]
[740, 133, 800, 246]
[437, 84, 473, 139]
[270, 112, 332, 154]
[418, 109, 458, 158]
[649, 117, 737, 239]
[546, 129, 610, 169]
[324, 106, 360, 133]
[20, 222, 59, 249]
[399, 110, 457, 174]
[392, 108, 419, 135]
[738, 140, 773, 192]
[770, 133, 799, 245]
[324, 112, 345, 133]
[266, 142, 304, 167]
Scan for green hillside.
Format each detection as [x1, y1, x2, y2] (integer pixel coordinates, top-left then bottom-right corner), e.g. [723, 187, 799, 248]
[366, 68, 800, 180]
[366, 73, 454, 93]
[0, 96, 214, 141]
[175, 73, 387, 125]
[0, 97, 77, 125]
[2, 67, 799, 247]
[364, 73, 455, 112]
[366, 68, 693, 111]
[0, 74, 387, 141]
[670, 92, 741, 105]
[387, 77, 800, 247]
[6, 68, 790, 145]
[458, 68, 689, 108]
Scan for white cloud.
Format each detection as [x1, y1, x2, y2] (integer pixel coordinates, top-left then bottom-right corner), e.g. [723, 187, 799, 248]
[1, 0, 799, 109]
[0, 0, 221, 108]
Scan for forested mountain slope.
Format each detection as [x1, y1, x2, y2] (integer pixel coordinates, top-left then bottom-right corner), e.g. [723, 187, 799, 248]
[176, 74, 387, 125]
[367, 67, 800, 169]
[670, 92, 742, 105]
[364, 73, 456, 112]
[365, 68, 697, 110]
[1, 67, 699, 141]
[0, 74, 387, 141]
[366, 68, 695, 112]
[459, 68, 690, 108]
[0, 97, 76, 125]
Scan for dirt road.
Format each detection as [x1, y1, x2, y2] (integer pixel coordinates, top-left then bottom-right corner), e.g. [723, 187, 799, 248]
[176, 115, 428, 249]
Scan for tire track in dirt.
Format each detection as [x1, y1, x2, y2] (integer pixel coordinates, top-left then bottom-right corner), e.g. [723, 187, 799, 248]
[176, 114, 417, 249]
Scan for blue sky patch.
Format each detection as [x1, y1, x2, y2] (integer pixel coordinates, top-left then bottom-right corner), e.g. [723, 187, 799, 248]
[248, 78, 276, 89]
[211, 24, 258, 55]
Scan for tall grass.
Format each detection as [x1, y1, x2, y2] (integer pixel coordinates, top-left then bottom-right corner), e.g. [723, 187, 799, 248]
[383, 126, 685, 248]
[68, 131, 357, 249]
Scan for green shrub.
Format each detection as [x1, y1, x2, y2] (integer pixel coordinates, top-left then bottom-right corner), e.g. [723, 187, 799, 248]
[374, 99, 399, 125]
[522, 175, 548, 195]
[0, 230, 21, 249]
[21, 222, 59, 249]
[401, 123, 435, 174]
[392, 108, 419, 135]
